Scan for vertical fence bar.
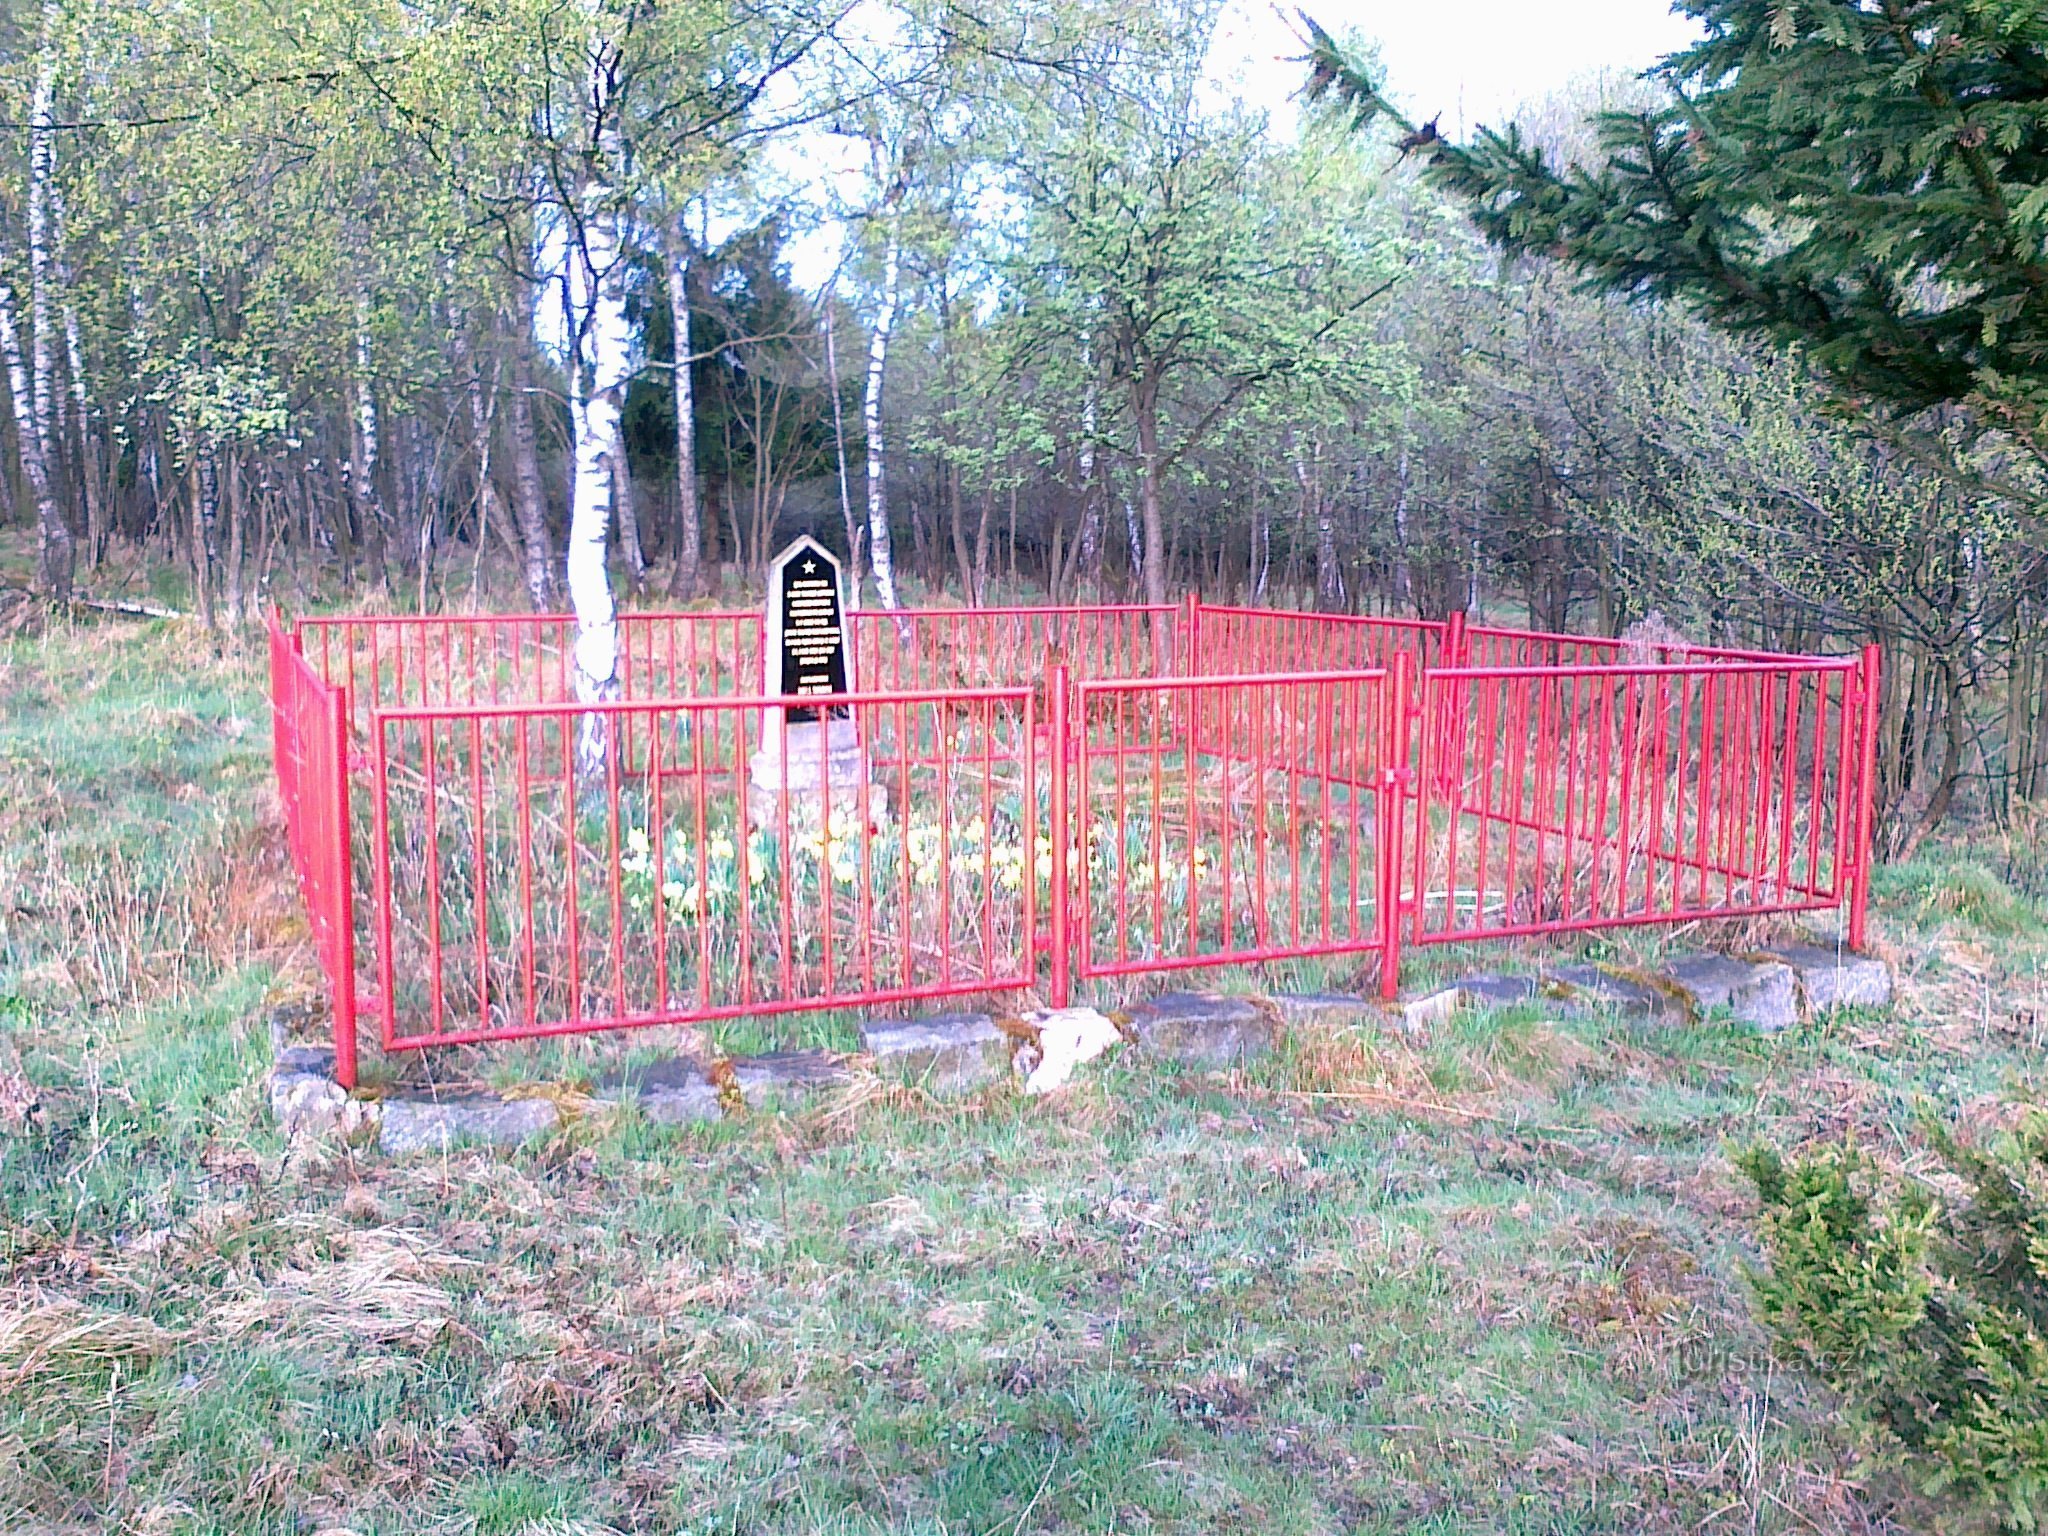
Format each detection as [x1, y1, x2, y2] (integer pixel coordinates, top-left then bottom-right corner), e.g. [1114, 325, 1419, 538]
[328, 684, 358, 1089]
[1849, 643, 1883, 950]
[1049, 664, 1072, 1007]
[1380, 651, 1413, 999]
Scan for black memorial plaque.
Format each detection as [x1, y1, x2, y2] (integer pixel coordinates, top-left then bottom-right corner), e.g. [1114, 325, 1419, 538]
[774, 549, 848, 721]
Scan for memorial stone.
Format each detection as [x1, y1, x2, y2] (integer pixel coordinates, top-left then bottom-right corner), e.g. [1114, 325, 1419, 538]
[748, 536, 879, 827]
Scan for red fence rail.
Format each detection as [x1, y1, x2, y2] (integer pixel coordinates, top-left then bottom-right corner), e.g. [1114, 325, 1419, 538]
[1066, 668, 1404, 987]
[365, 687, 1037, 1050]
[273, 601, 1881, 1087]
[267, 616, 359, 1086]
[1402, 658, 1866, 954]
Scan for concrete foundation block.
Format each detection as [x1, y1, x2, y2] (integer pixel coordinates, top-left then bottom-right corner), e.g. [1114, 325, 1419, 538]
[1400, 987, 1463, 1035]
[861, 1013, 1010, 1096]
[269, 1071, 349, 1138]
[591, 1055, 725, 1124]
[378, 1093, 560, 1155]
[730, 1049, 848, 1108]
[274, 1043, 336, 1078]
[1665, 955, 1799, 1031]
[1266, 993, 1378, 1030]
[1765, 945, 1893, 1012]
[1123, 992, 1275, 1065]
[1453, 973, 1540, 1010]
[1547, 964, 1684, 1021]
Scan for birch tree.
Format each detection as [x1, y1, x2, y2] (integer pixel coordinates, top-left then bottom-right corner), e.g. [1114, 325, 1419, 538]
[0, 285, 71, 598]
[862, 183, 905, 609]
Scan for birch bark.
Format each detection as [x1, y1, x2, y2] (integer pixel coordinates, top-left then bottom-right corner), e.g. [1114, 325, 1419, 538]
[613, 421, 644, 589]
[351, 292, 390, 581]
[863, 219, 902, 609]
[563, 203, 633, 733]
[27, 12, 58, 472]
[1075, 319, 1101, 595]
[665, 224, 703, 599]
[507, 336, 554, 610]
[0, 287, 71, 598]
[823, 287, 861, 603]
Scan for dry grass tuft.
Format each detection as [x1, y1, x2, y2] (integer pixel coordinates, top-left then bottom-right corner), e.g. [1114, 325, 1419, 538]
[0, 1289, 173, 1393]
[205, 1226, 472, 1352]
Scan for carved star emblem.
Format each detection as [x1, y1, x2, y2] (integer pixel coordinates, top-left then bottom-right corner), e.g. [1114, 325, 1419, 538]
[802, 558, 818, 573]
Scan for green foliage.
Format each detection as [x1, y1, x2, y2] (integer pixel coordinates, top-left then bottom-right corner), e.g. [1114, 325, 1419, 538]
[1738, 1118, 2048, 1528]
[1307, 0, 2048, 449]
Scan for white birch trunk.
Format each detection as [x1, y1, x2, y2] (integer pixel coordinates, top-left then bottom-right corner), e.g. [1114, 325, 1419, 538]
[1075, 318, 1100, 594]
[1122, 486, 1142, 582]
[351, 291, 389, 573]
[27, 13, 57, 468]
[612, 420, 644, 587]
[564, 204, 632, 727]
[666, 226, 703, 599]
[823, 288, 861, 604]
[0, 285, 71, 598]
[1392, 429, 1412, 612]
[507, 344, 553, 611]
[862, 220, 901, 610]
[59, 285, 103, 565]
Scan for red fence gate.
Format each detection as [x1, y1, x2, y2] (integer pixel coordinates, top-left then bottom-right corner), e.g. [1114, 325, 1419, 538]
[270, 603, 1881, 1088]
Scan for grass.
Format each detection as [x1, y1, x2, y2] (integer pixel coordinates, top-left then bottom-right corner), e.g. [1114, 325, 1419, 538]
[3, 601, 2047, 1533]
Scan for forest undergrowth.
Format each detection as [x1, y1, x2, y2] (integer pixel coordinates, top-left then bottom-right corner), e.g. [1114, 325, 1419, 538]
[2, 600, 2045, 1534]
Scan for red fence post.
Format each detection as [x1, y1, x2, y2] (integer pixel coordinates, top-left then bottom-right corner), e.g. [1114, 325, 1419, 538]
[1048, 663, 1073, 1009]
[329, 683, 359, 1089]
[1432, 609, 1468, 799]
[1848, 642, 1882, 952]
[1379, 651, 1413, 1001]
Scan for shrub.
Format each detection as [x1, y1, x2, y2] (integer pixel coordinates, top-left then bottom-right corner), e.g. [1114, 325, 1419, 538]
[1737, 1115, 2048, 1530]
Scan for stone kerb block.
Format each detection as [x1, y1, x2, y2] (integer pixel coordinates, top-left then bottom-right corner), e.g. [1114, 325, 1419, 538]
[861, 1013, 1010, 1096]
[730, 1049, 848, 1108]
[1546, 965, 1684, 1021]
[1266, 993, 1377, 1030]
[591, 1055, 725, 1124]
[1123, 992, 1275, 1065]
[1765, 945, 1893, 1012]
[1664, 955, 1799, 1031]
[378, 1093, 560, 1154]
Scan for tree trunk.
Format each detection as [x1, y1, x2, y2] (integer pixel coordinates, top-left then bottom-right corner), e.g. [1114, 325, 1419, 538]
[27, 18, 59, 495]
[822, 290, 862, 602]
[564, 197, 632, 766]
[458, 337, 518, 581]
[1131, 366, 1168, 606]
[948, 458, 973, 598]
[972, 482, 995, 606]
[224, 449, 247, 627]
[666, 225, 704, 600]
[0, 286, 71, 599]
[1075, 321, 1102, 596]
[864, 220, 902, 609]
[508, 335, 554, 610]
[1122, 485, 1143, 595]
[612, 421, 644, 590]
[351, 293, 390, 587]
[59, 291, 104, 568]
[192, 437, 220, 630]
[1897, 655, 1969, 858]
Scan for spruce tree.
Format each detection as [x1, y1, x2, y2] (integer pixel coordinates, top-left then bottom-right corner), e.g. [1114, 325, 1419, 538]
[1304, 0, 2048, 448]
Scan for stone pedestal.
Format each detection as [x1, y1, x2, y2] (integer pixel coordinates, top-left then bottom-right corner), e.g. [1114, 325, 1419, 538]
[748, 717, 883, 829]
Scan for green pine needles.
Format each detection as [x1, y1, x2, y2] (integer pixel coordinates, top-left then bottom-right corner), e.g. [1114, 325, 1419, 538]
[1737, 1115, 2048, 1529]
[1304, 0, 2048, 451]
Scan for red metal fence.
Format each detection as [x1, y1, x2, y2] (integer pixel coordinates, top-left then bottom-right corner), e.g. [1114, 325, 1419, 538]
[271, 602, 1881, 1087]
[267, 618, 359, 1086]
